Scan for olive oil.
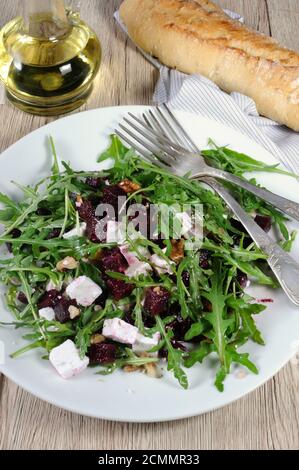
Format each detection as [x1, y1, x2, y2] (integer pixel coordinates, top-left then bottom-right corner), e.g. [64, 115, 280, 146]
[0, 9, 101, 115]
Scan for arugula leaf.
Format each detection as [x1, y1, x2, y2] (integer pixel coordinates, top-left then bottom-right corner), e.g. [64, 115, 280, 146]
[156, 316, 188, 389]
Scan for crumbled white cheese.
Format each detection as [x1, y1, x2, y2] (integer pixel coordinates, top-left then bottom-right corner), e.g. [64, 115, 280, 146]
[132, 331, 161, 355]
[49, 340, 89, 379]
[39, 307, 55, 321]
[102, 318, 139, 344]
[63, 223, 87, 239]
[150, 249, 174, 275]
[106, 220, 126, 244]
[125, 261, 152, 278]
[66, 276, 102, 307]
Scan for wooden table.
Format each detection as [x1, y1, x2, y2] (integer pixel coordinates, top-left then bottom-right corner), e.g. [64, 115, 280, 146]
[1, 0, 299, 450]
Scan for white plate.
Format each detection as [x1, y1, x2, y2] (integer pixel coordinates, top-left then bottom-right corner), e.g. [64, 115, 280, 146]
[0, 106, 299, 423]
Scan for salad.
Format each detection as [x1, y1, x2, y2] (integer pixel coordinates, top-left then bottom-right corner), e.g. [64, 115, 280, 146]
[0, 136, 297, 391]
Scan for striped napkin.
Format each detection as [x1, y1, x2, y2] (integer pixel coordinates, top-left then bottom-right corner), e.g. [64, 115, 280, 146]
[115, 10, 299, 174]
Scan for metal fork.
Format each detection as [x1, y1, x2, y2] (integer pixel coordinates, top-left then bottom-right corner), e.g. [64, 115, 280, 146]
[115, 106, 299, 306]
[117, 108, 299, 223]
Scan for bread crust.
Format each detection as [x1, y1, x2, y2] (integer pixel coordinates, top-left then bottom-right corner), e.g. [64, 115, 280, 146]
[120, 0, 299, 131]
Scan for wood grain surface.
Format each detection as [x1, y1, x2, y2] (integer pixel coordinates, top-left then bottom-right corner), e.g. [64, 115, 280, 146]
[0, 0, 299, 450]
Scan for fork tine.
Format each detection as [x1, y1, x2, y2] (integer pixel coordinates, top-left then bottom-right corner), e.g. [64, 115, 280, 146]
[115, 130, 164, 168]
[162, 104, 199, 152]
[118, 123, 173, 168]
[121, 118, 184, 164]
[126, 114, 186, 156]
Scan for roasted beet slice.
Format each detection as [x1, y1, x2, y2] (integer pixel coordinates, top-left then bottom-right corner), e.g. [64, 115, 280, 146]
[77, 199, 95, 222]
[36, 207, 51, 216]
[101, 248, 128, 274]
[38, 289, 61, 309]
[171, 340, 188, 351]
[182, 271, 190, 287]
[236, 271, 249, 289]
[47, 228, 61, 240]
[54, 297, 77, 324]
[85, 177, 102, 189]
[144, 287, 170, 316]
[17, 292, 28, 305]
[88, 342, 117, 364]
[95, 285, 108, 308]
[199, 250, 211, 269]
[106, 278, 134, 301]
[101, 185, 126, 215]
[166, 315, 192, 341]
[85, 217, 102, 243]
[254, 214, 272, 233]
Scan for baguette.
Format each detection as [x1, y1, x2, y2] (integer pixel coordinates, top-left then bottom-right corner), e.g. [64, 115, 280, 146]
[120, 0, 299, 131]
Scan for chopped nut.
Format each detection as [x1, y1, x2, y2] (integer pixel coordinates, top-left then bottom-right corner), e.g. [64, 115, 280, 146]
[144, 361, 162, 378]
[123, 365, 141, 373]
[56, 256, 78, 272]
[118, 179, 141, 194]
[68, 305, 81, 320]
[90, 333, 105, 345]
[170, 239, 185, 263]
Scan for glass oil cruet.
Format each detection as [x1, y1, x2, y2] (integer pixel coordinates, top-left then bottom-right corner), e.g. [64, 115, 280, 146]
[0, 0, 101, 115]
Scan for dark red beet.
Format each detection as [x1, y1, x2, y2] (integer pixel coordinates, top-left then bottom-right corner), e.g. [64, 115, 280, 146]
[17, 292, 28, 305]
[10, 228, 22, 238]
[236, 271, 249, 289]
[7, 228, 22, 251]
[38, 289, 61, 309]
[171, 340, 188, 351]
[78, 199, 95, 222]
[85, 177, 102, 189]
[47, 228, 61, 240]
[101, 185, 126, 214]
[144, 287, 170, 316]
[101, 248, 128, 274]
[95, 285, 108, 308]
[106, 278, 134, 301]
[166, 315, 192, 341]
[182, 271, 190, 287]
[85, 217, 102, 243]
[89, 343, 117, 364]
[254, 214, 272, 233]
[36, 207, 51, 216]
[124, 310, 135, 325]
[54, 297, 77, 324]
[199, 250, 210, 269]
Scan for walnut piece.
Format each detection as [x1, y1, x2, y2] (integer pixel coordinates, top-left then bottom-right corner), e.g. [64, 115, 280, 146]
[90, 333, 105, 345]
[118, 179, 141, 194]
[68, 305, 81, 320]
[170, 239, 185, 263]
[56, 256, 78, 272]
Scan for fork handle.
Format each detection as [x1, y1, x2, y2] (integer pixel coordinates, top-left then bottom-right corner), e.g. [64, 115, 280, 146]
[201, 177, 299, 306]
[194, 168, 299, 223]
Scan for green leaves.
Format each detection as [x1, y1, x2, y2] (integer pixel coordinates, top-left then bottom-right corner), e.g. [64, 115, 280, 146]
[156, 316, 188, 389]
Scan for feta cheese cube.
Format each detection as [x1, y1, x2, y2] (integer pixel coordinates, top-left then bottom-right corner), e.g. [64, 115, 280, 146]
[132, 331, 161, 355]
[66, 276, 102, 307]
[49, 340, 89, 379]
[106, 221, 126, 244]
[63, 223, 87, 239]
[120, 244, 151, 265]
[125, 261, 152, 278]
[150, 249, 174, 275]
[102, 318, 138, 344]
[39, 307, 55, 321]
